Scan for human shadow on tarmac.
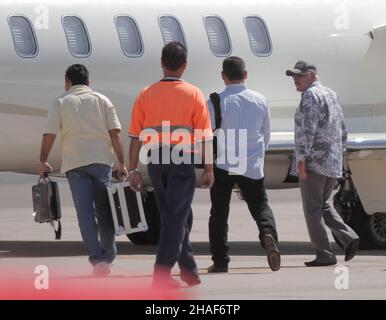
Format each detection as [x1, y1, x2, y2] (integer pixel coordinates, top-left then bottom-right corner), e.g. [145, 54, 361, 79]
[1, 240, 384, 258]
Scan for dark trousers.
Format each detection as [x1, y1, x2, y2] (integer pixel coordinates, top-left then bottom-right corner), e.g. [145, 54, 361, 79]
[147, 162, 197, 275]
[209, 166, 278, 267]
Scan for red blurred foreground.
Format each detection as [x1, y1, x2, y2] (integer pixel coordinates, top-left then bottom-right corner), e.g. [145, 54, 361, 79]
[0, 267, 194, 300]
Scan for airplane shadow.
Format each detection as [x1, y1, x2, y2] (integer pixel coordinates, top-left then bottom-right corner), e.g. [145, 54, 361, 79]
[0, 240, 385, 258]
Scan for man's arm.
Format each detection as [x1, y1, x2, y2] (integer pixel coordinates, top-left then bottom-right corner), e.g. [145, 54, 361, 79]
[109, 129, 128, 179]
[199, 139, 214, 188]
[128, 137, 142, 170]
[38, 133, 56, 177]
[295, 94, 318, 161]
[336, 95, 348, 151]
[38, 98, 61, 176]
[295, 93, 319, 180]
[193, 91, 214, 188]
[342, 119, 348, 151]
[264, 101, 271, 148]
[127, 137, 143, 191]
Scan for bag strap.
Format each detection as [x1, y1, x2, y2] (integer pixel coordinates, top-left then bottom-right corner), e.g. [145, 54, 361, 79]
[210, 92, 222, 130]
[49, 220, 62, 240]
[46, 171, 61, 240]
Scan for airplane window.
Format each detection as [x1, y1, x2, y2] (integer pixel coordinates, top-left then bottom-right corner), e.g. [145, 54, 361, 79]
[114, 15, 143, 57]
[244, 16, 272, 56]
[158, 15, 187, 47]
[203, 16, 232, 57]
[62, 16, 91, 57]
[8, 15, 38, 58]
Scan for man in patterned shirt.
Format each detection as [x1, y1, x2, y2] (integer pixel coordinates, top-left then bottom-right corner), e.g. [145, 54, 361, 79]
[286, 60, 359, 267]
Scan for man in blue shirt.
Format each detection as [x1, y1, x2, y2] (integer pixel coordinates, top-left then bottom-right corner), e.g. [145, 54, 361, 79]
[207, 56, 280, 273]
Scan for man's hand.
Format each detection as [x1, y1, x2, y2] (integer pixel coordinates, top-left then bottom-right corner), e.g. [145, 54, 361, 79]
[38, 161, 53, 177]
[298, 160, 308, 180]
[119, 163, 128, 181]
[39, 133, 56, 177]
[201, 170, 214, 189]
[127, 170, 143, 192]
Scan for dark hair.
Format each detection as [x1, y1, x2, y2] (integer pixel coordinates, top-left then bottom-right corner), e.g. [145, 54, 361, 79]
[222, 56, 246, 81]
[65, 64, 89, 85]
[161, 41, 187, 71]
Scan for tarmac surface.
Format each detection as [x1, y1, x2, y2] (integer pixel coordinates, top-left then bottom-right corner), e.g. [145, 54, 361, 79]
[0, 172, 385, 300]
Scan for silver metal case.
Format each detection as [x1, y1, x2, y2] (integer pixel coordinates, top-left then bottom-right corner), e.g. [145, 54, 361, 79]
[107, 182, 148, 235]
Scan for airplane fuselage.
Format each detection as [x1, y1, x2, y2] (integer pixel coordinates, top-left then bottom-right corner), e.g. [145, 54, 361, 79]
[1, 0, 386, 181]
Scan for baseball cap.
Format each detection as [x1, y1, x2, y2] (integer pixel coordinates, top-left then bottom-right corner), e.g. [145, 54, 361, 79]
[286, 60, 317, 76]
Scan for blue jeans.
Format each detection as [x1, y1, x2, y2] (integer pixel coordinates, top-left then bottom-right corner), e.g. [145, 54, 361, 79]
[66, 163, 116, 265]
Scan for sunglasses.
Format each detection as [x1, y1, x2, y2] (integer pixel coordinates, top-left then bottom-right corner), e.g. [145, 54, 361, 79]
[292, 72, 311, 79]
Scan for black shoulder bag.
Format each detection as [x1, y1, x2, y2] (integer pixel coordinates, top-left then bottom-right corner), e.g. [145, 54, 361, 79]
[210, 92, 222, 160]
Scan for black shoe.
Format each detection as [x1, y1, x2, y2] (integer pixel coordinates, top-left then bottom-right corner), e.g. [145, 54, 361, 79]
[180, 270, 201, 286]
[263, 234, 281, 272]
[208, 264, 228, 273]
[345, 238, 360, 262]
[304, 260, 337, 267]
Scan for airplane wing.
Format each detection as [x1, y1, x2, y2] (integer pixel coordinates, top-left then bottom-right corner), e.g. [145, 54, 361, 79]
[268, 132, 386, 215]
[269, 132, 386, 152]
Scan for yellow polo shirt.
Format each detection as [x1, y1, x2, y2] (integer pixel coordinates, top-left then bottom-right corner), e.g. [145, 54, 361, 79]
[44, 85, 121, 173]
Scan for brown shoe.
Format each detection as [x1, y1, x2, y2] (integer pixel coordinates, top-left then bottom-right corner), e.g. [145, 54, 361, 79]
[263, 234, 281, 272]
[208, 264, 228, 273]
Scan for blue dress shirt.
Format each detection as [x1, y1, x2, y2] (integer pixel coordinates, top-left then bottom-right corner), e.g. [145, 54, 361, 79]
[207, 84, 270, 180]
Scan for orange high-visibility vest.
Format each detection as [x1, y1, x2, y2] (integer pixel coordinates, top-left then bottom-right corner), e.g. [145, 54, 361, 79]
[129, 80, 213, 151]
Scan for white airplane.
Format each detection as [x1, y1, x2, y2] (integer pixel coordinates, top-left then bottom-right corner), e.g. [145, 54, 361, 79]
[1, 0, 385, 248]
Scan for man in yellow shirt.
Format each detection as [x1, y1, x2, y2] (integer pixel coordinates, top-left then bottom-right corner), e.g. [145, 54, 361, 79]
[38, 64, 127, 276]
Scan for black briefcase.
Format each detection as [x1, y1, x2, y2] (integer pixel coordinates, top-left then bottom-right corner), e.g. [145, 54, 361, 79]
[32, 173, 62, 239]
